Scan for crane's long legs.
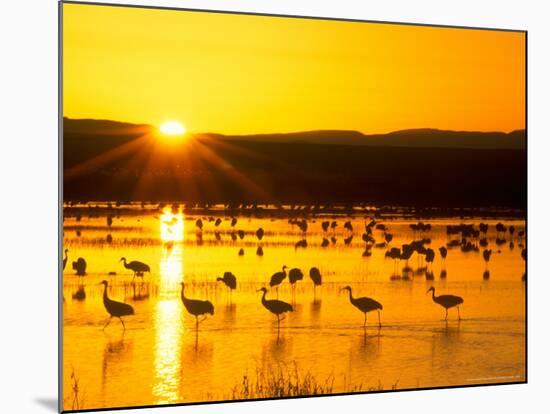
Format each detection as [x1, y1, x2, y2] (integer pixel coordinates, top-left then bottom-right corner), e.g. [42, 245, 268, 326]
[457, 306, 461, 320]
[103, 316, 112, 330]
[119, 317, 126, 331]
[445, 309, 448, 321]
[377, 310, 381, 327]
[364, 312, 367, 327]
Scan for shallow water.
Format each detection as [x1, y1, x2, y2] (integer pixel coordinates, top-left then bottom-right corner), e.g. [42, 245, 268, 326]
[62, 205, 525, 410]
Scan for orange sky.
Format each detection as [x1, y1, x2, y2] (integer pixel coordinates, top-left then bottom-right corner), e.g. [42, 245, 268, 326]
[63, 3, 525, 135]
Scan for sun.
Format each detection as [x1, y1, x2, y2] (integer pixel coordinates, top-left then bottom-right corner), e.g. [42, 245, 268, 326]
[159, 120, 186, 137]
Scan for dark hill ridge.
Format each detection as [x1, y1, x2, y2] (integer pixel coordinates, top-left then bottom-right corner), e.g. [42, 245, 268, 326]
[64, 118, 525, 150]
[207, 128, 525, 150]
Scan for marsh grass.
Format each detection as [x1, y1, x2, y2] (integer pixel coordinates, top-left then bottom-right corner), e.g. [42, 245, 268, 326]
[226, 362, 398, 400]
[65, 367, 86, 410]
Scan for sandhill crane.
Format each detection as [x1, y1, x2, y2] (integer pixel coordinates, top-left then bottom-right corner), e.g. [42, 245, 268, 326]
[120, 257, 150, 281]
[100, 280, 134, 330]
[237, 230, 245, 240]
[288, 268, 303, 285]
[341, 286, 382, 327]
[180, 282, 214, 331]
[256, 246, 264, 256]
[344, 221, 353, 232]
[257, 287, 293, 331]
[321, 238, 330, 247]
[217, 271, 237, 291]
[439, 246, 447, 269]
[321, 221, 330, 233]
[63, 249, 69, 270]
[425, 248, 435, 273]
[256, 227, 264, 240]
[231, 217, 237, 227]
[295, 239, 307, 249]
[238, 248, 245, 256]
[72, 257, 87, 276]
[288, 268, 303, 299]
[215, 218, 222, 227]
[309, 267, 322, 289]
[482, 249, 492, 279]
[427, 286, 463, 320]
[270, 265, 287, 297]
[195, 218, 203, 231]
[296, 219, 308, 234]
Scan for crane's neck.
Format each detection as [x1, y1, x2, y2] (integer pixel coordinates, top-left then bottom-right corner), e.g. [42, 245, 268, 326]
[181, 285, 188, 305]
[430, 289, 436, 301]
[102, 285, 109, 303]
[347, 289, 354, 304]
[261, 290, 268, 305]
[64, 251, 68, 261]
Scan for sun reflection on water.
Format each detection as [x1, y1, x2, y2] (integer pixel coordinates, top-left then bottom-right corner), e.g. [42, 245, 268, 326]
[160, 207, 184, 242]
[153, 213, 185, 404]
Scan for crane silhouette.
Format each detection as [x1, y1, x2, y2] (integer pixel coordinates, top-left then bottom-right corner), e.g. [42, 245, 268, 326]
[426, 286, 463, 320]
[100, 280, 134, 331]
[309, 267, 322, 295]
[217, 271, 237, 297]
[482, 249, 492, 279]
[270, 265, 287, 298]
[438, 246, 447, 265]
[257, 287, 293, 331]
[120, 257, 150, 281]
[72, 257, 87, 276]
[341, 286, 382, 327]
[180, 282, 214, 331]
[63, 249, 69, 270]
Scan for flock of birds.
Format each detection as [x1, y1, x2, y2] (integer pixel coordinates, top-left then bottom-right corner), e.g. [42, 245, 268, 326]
[91, 263, 464, 333]
[64, 217, 525, 333]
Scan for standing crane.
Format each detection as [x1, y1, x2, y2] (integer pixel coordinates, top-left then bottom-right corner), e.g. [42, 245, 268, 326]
[309, 267, 322, 295]
[217, 271, 237, 301]
[100, 280, 134, 331]
[341, 286, 382, 327]
[257, 287, 293, 331]
[426, 286, 463, 320]
[482, 249, 492, 279]
[63, 249, 69, 271]
[120, 257, 150, 281]
[270, 265, 287, 298]
[180, 282, 214, 331]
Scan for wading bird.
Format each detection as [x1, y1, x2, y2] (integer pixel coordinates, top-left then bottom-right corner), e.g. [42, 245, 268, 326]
[217, 271, 237, 291]
[341, 286, 382, 327]
[120, 257, 150, 281]
[63, 249, 69, 270]
[100, 280, 134, 331]
[482, 249, 492, 279]
[72, 257, 87, 276]
[257, 287, 293, 330]
[309, 267, 322, 292]
[180, 282, 214, 331]
[270, 265, 287, 297]
[426, 286, 463, 320]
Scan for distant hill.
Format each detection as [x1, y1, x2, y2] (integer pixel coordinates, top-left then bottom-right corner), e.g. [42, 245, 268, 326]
[63, 117, 152, 136]
[62, 118, 526, 208]
[203, 128, 526, 150]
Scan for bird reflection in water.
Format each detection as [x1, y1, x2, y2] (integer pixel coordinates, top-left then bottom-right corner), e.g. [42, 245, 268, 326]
[101, 333, 132, 393]
[72, 284, 86, 301]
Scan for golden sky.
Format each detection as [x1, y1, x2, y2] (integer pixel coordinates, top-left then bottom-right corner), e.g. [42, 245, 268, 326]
[63, 3, 525, 134]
